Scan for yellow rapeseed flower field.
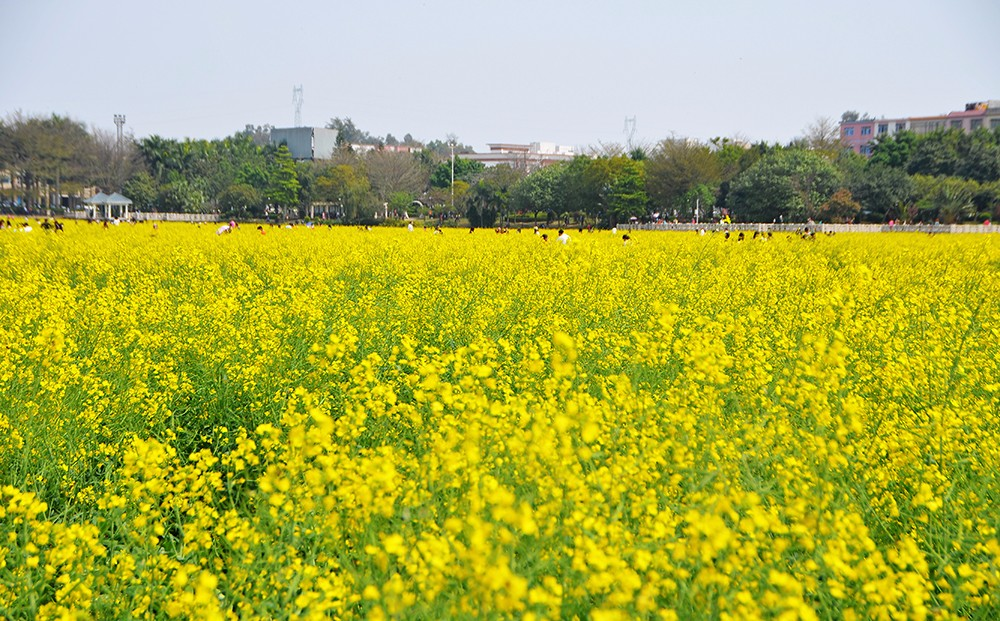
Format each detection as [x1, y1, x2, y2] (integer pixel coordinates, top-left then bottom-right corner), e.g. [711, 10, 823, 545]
[2, 221, 999, 619]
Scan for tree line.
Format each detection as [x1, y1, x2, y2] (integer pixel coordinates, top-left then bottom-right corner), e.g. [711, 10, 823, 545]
[2, 112, 999, 224]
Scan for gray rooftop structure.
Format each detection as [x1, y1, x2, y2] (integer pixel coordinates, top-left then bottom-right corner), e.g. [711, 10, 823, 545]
[270, 127, 339, 160]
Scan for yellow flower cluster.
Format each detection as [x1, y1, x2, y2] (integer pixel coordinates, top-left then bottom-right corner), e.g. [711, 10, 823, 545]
[2, 222, 999, 619]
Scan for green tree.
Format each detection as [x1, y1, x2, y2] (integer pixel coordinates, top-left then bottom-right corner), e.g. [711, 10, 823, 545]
[907, 130, 962, 177]
[956, 130, 1000, 183]
[327, 117, 373, 146]
[387, 191, 415, 215]
[912, 175, 979, 223]
[604, 156, 648, 223]
[218, 183, 262, 218]
[818, 188, 862, 223]
[709, 137, 753, 180]
[729, 149, 842, 222]
[559, 156, 602, 220]
[156, 178, 204, 213]
[430, 156, 484, 188]
[4, 113, 90, 211]
[646, 138, 721, 218]
[425, 139, 474, 159]
[267, 144, 301, 215]
[465, 165, 524, 227]
[848, 163, 913, 222]
[680, 183, 716, 221]
[510, 164, 565, 223]
[974, 180, 1000, 219]
[869, 130, 917, 169]
[122, 171, 157, 211]
[314, 163, 375, 221]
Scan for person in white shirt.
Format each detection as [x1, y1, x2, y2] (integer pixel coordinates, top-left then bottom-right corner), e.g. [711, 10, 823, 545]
[557, 229, 570, 244]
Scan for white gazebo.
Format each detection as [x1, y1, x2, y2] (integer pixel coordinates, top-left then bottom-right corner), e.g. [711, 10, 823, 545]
[82, 192, 109, 220]
[83, 192, 133, 220]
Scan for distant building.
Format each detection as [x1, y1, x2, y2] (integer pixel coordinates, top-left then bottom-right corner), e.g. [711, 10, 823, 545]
[463, 142, 576, 172]
[348, 143, 418, 154]
[840, 101, 1000, 155]
[270, 127, 339, 160]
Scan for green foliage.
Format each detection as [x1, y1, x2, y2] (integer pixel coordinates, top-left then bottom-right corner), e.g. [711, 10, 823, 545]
[122, 171, 157, 211]
[0, 113, 91, 209]
[465, 165, 524, 227]
[603, 156, 648, 223]
[645, 138, 721, 216]
[818, 188, 862, 223]
[387, 191, 415, 214]
[710, 136, 755, 180]
[509, 164, 564, 220]
[848, 163, 914, 222]
[314, 163, 376, 221]
[956, 130, 1000, 183]
[424, 139, 474, 159]
[680, 183, 717, 220]
[2, 110, 997, 224]
[430, 156, 485, 189]
[729, 149, 842, 222]
[907, 130, 962, 177]
[266, 145, 301, 209]
[912, 175, 979, 224]
[327, 117, 372, 146]
[973, 180, 1000, 219]
[156, 178, 205, 213]
[218, 183, 263, 218]
[869, 130, 917, 169]
[559, 156, 601, 216]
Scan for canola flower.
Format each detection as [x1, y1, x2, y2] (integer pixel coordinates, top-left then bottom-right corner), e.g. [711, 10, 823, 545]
[1, 221, 999, 619]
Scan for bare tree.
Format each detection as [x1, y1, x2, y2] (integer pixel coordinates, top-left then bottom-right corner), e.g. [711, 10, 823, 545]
[87, 128, 142, 193]
[803, 116, 843, 152]
[364, 150, 428, 202]
[586, 141, 626, 158]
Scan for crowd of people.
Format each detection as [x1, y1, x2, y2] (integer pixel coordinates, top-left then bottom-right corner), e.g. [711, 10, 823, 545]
[1, 217, 880, 247]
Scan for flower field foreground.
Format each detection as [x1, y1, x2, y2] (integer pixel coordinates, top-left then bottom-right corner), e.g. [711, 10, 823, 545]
[2, 223, 1000, 620]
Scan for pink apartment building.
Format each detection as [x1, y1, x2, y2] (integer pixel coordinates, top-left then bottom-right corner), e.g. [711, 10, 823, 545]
[840, 100, 1000, 155]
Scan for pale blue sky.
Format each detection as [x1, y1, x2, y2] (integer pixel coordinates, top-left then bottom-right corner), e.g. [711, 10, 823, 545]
[3, 0, 998, 152]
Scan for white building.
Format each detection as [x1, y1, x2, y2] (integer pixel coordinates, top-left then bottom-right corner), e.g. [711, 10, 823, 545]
[463, 142, 576, 172]
[270, 127, 339, 160]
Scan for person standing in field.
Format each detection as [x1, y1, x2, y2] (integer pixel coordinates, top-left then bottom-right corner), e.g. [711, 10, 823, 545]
[557, 229, 570, 244]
